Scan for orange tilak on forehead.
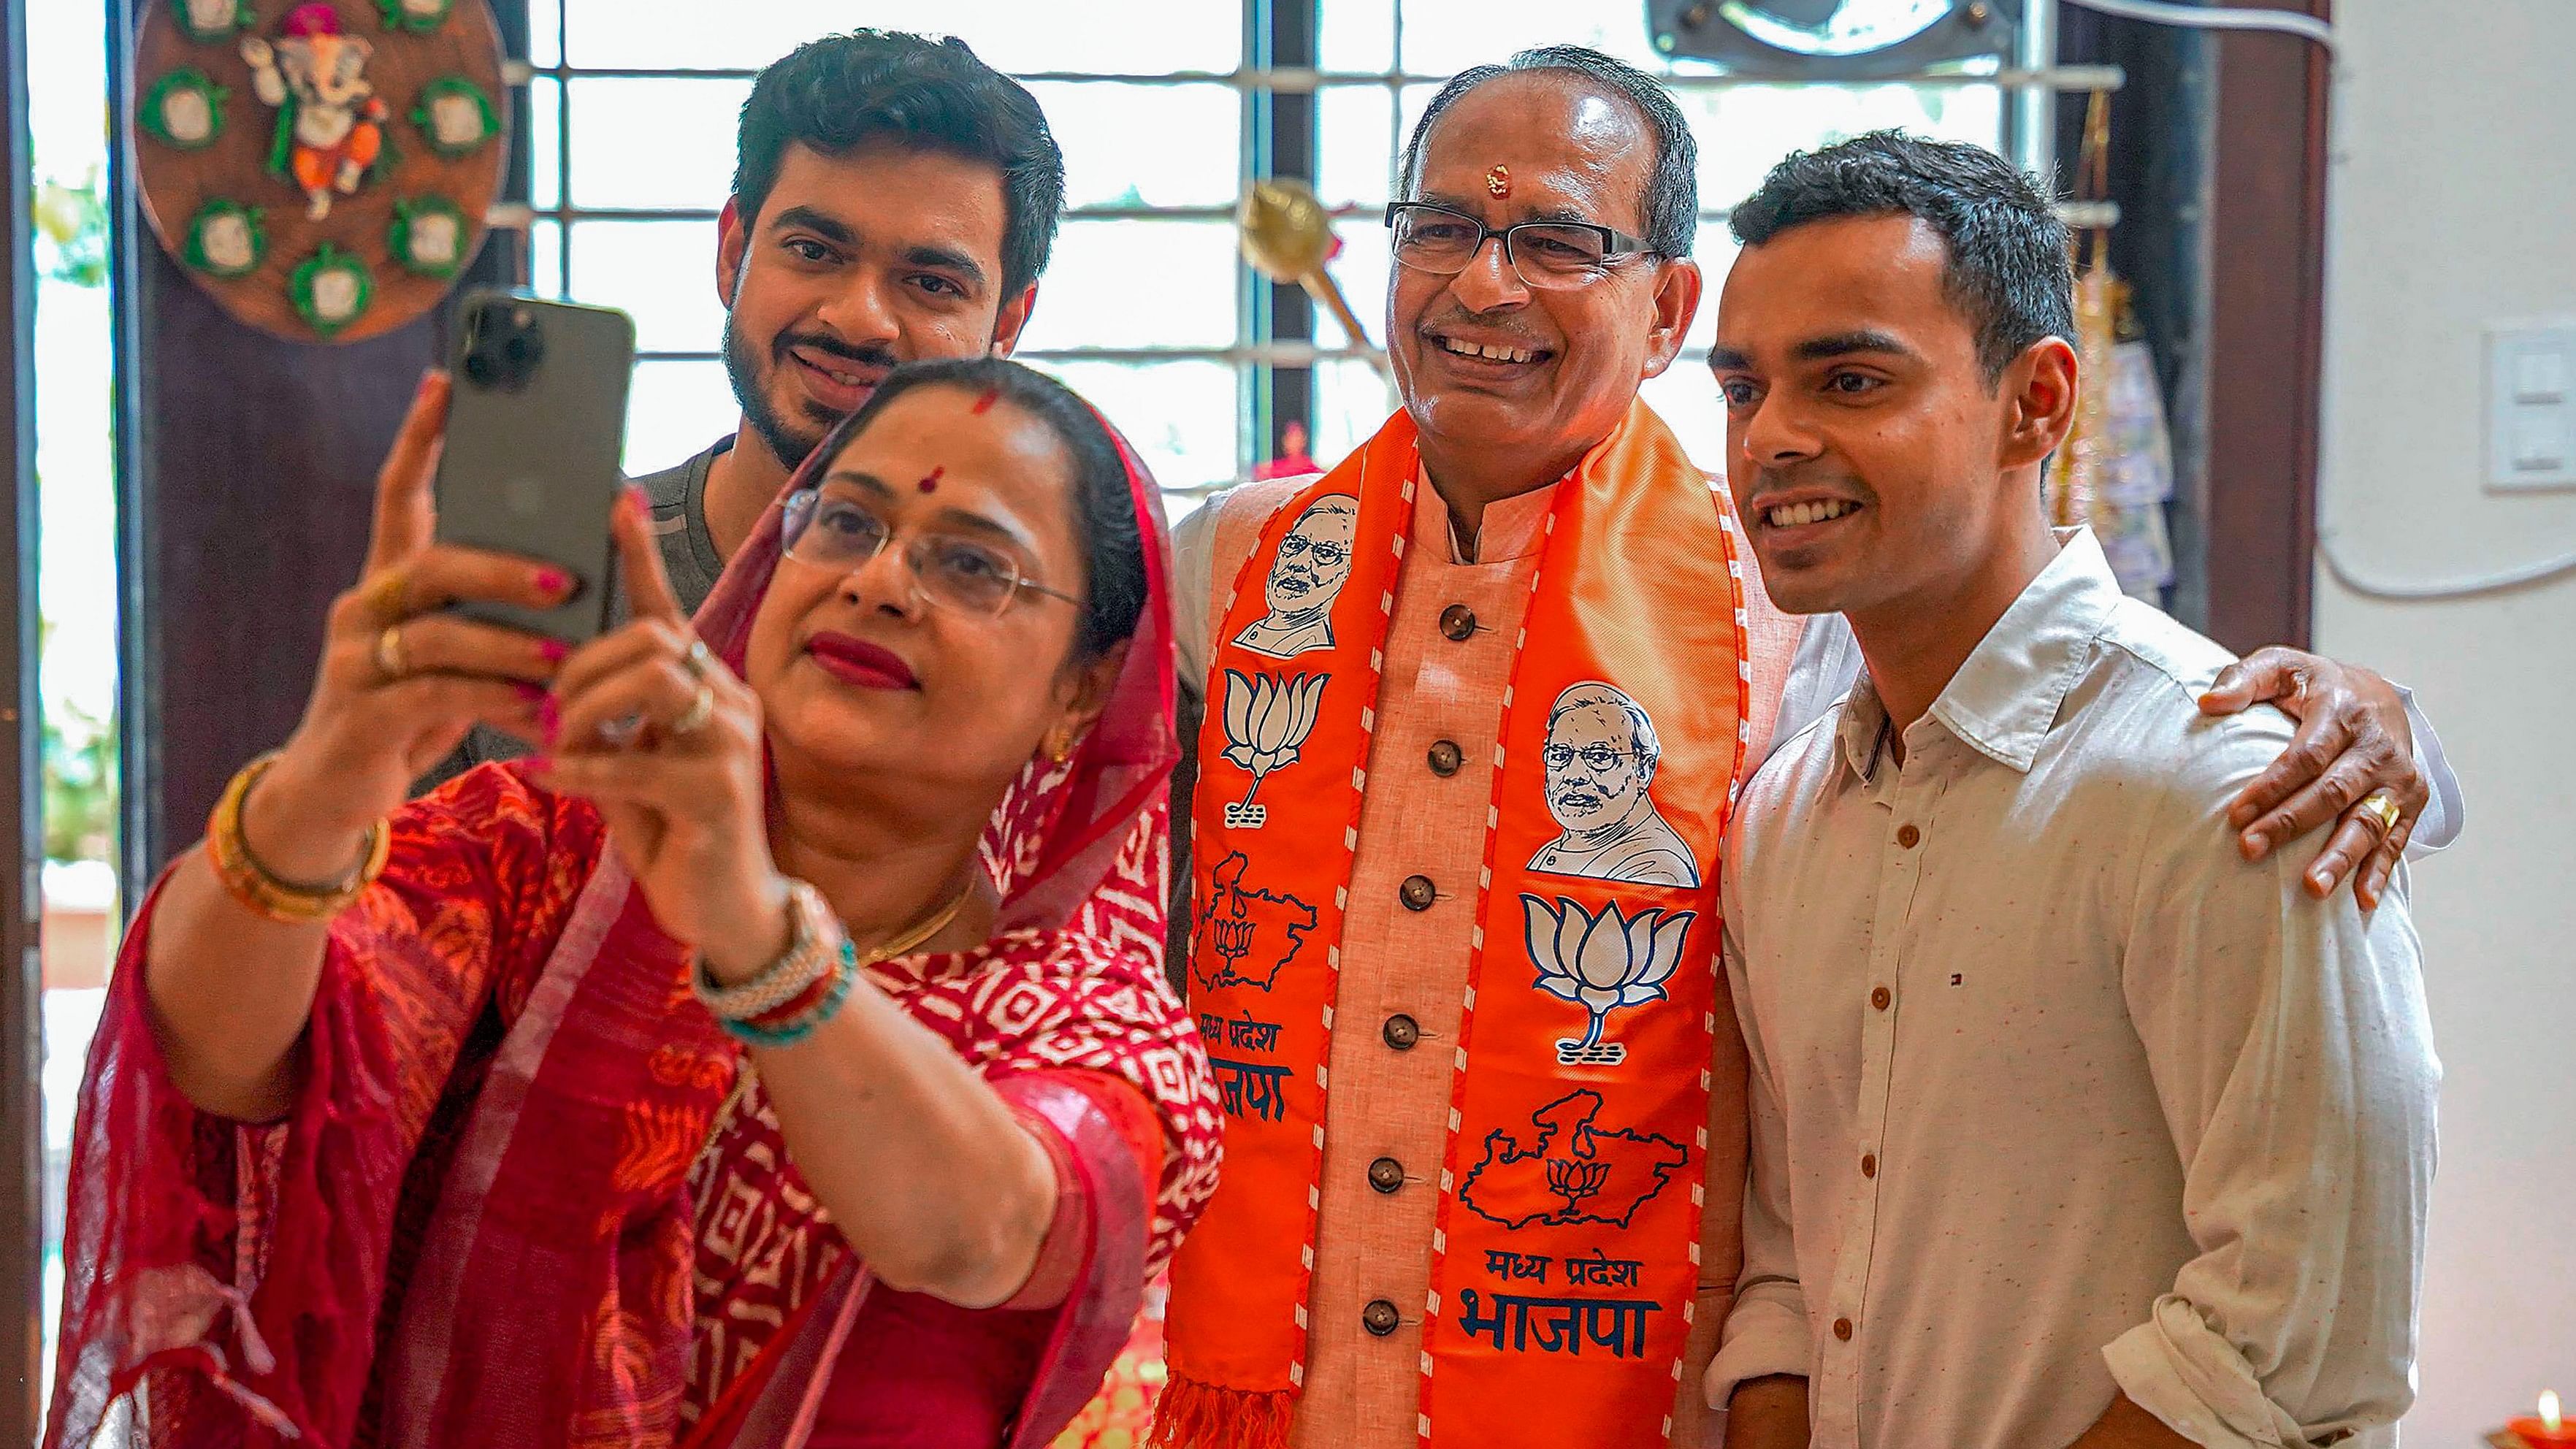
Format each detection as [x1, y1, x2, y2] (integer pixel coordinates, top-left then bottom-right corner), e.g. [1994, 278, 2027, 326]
[1486, 164, 1511, 199]
[970, 386, 1001, 416]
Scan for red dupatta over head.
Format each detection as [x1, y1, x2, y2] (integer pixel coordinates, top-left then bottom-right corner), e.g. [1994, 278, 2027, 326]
[46, 373, 1218, 1449]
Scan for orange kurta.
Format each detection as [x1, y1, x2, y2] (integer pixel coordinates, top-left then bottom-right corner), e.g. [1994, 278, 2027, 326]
[1174, 453, 1800, 1449]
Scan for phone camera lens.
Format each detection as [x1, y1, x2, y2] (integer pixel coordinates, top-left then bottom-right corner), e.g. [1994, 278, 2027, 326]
[463, 352, 497, 386]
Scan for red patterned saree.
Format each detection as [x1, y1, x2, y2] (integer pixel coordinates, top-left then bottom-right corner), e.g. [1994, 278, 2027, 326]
[45, 416, 1222, 1449]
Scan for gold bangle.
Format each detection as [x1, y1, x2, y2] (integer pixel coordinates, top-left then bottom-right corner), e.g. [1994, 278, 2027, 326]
[205, 751, 391, 924]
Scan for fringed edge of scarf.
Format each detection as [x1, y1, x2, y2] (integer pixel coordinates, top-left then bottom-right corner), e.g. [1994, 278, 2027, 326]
[1147, 1375, 1294, 1449]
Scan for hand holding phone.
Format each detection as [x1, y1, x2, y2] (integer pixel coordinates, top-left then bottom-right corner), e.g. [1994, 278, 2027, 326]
[432, 291, 636, 643]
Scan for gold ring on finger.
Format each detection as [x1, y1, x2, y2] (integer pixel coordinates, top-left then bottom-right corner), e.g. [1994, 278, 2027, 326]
[361, 567, 413, 626]
[372, 623, 411, 682]
[2354, 789, 2403, 840]
[668, 681, 716, 738]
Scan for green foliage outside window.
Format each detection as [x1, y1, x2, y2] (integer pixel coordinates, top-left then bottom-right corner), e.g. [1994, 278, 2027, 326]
[33, 172, 117, 868]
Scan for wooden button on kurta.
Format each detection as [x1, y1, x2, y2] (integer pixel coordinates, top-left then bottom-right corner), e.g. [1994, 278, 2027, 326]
[1427, 739, 1464, 776]
[1870, 986, 1892, 1011]
[1439, 604, 1477, 641]
[1832, 1318, 1854, 1341]
[1382, 1014, 1421, 1050]
[1400, 874, 1437, 911]
[1368, 1157, 1405, 1193]
[1364, 1299, 1402, 1336]
[1897, 824, 1922, 849]
[1861, 1154, 1878, 1178]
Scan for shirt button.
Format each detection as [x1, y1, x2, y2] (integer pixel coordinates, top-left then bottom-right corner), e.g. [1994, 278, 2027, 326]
[1832, 1318, 1854, 1342]
[1439, 604, 1478, 641]
[1400, 874, 1437, 911]
[1382, 1014, 1421, 1050]
[1861, 1153, 1878, 1178]
[1896, 824, 1922, 849]
[1364, 1299, 1402, 1336]
[1870, 986, 1892, 1012]
[1368, 1157, 1405, 1194]
[1426, 739, 1464, 776]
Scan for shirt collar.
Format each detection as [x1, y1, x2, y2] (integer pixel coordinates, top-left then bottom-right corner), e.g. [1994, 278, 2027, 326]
[1835, 528, 2122, 781]
[1421, 465, 1561, 565]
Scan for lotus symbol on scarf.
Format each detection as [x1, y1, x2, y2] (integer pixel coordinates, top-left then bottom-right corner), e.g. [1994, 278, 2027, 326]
[1522, 894, 1694, 1066]
[1545, 1156, 1612, 1215]
[1219, 668, 1327, 828]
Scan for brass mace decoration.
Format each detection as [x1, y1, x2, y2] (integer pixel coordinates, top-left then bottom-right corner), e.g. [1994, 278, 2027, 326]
[1238, 176, 1390, 378]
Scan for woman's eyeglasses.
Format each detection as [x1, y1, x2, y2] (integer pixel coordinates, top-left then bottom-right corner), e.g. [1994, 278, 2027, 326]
[782, 489, 1079, 619]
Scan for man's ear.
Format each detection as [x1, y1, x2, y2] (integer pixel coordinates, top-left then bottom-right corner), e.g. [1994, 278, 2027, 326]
[715, 196, 749, 311]
[992, 282, 1039, 356]
[2001, 335, 2080, 469]
[1637, 257, 1705, 380]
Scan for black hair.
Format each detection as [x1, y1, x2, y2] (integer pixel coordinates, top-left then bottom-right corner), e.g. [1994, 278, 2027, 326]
[733, 31, 1066, 302]
[1399, 45, 1698, 259]
[827, 358, 1147, 662]
[1730, 130, 2075, 384]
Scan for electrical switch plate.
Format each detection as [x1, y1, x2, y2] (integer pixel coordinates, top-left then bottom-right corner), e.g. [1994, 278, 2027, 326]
[2488, 324, 2576, 489]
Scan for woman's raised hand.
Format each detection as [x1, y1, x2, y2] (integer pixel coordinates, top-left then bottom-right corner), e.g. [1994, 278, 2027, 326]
[249, 372, 570, 880]
[532, 486, 786, 972]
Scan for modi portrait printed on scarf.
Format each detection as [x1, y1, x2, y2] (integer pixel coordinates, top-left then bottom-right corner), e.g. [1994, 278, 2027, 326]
[1231, 494, 1357, 659]
[1526, 681, 1700, 889]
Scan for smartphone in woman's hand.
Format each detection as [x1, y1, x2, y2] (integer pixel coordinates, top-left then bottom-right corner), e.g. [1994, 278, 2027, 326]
[432, 291, 635, 643]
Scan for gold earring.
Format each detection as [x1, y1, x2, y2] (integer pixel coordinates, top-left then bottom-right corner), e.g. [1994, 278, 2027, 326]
[1043, 725, 1074, 763]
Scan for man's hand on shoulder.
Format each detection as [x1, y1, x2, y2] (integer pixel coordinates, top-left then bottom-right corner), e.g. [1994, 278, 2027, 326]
[1724, 1375, 1811, 1449]
[2197, 646, 2426, 910]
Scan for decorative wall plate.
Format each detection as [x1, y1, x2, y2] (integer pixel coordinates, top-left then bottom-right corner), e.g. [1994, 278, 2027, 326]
[141, 68, 229, 149]
[130, 0, 508, 345]
[375, 0, 452, 32]
[290, 241, 374, 334]
[411, 76, 497, 158]
[388, 193, 465, 277]
[172, 0, 257, 43]
[183, 198, 268, 276]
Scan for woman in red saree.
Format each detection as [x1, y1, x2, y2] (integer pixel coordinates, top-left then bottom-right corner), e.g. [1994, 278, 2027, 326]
[47, 357, 1222, 1448]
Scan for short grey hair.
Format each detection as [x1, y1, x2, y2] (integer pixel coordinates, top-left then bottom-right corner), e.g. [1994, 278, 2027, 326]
[1399, 45, 1699, 259]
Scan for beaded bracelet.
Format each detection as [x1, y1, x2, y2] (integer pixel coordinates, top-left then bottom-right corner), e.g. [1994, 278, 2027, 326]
[697, 876, 973, 1050]
[694, 879, 841, 1021]
[721, 938, 860, 1048]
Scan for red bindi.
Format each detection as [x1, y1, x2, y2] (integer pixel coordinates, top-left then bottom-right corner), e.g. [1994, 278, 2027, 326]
[969, 386, 1001, 416]
[917, 465, 945, 493]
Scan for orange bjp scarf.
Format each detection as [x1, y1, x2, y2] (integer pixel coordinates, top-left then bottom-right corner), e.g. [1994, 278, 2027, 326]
[1158, 400, 1750, 1448]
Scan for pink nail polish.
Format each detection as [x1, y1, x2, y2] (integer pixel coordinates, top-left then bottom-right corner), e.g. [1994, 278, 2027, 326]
[538, 638, 568, 663]
[526, 754, 554, 772]
[514, 682, 546, 702]
[535, 569, 570, 597]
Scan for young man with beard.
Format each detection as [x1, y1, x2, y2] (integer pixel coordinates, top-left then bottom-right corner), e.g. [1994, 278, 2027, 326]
[425, 28, 1059, 780]
[1156, 47, 2456, 1449]
[1708, 133, 2437, 1449]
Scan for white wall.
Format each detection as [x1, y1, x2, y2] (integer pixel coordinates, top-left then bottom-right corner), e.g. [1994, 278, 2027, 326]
[2313, 2, 2576, 1439]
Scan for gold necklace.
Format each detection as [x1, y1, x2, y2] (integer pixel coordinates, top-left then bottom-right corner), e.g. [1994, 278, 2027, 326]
[852, 879, 978, 966]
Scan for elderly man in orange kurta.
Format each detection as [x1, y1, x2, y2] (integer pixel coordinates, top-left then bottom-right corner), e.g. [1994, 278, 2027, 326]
[1151, 45, 2458, 1449]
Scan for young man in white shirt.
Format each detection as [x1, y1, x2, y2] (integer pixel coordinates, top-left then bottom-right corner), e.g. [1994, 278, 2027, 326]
[1705, 132, 2439, 1449]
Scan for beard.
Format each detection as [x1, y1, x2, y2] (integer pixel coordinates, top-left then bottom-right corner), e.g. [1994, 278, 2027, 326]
[720, 309, 900, 473]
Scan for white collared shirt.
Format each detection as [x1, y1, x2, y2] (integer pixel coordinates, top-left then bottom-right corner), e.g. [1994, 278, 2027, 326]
[1710, 530, 2440, 1449]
